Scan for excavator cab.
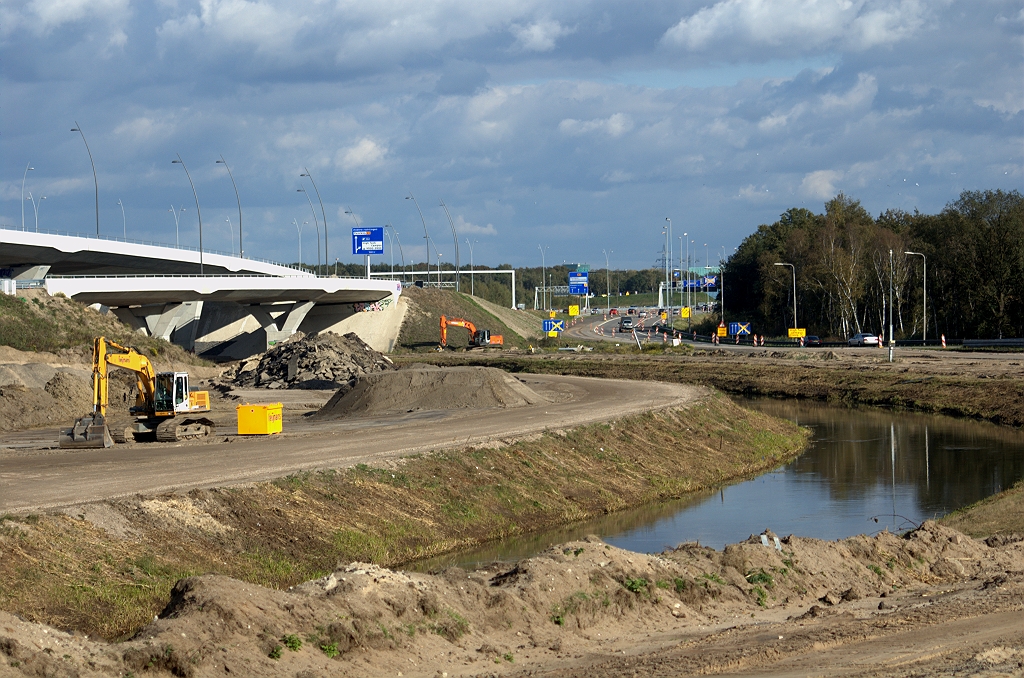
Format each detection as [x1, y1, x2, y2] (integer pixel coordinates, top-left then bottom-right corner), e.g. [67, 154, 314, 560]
[153, 372, 191, 416]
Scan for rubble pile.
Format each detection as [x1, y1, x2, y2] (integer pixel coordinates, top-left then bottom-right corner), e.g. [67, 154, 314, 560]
[232, 331, 394, 390]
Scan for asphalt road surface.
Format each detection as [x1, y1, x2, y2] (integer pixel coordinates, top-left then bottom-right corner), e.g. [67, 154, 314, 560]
[0, 374, 704, 513]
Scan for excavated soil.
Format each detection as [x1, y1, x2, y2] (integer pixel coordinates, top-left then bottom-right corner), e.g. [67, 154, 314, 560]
[231, 331, 394, 390]
[1, 522, 1021, 677]
[313, 366, 548, 419]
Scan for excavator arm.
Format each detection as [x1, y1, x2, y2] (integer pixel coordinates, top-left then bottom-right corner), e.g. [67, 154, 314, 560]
[439, 315, 477, 348]
[91, 337, 157, 417]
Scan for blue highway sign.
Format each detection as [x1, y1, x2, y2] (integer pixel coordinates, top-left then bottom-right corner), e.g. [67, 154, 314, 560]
[352, 227, 384, 255]
[543, 319, 566, 333]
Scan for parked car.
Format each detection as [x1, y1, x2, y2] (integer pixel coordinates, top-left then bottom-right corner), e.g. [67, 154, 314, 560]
[805, 335, 822, 347]
[619, 317, 635, 330]
[847, 333, 879, 346]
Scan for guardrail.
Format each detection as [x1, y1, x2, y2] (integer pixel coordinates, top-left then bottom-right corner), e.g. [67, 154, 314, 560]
[44, 273, 368, 281]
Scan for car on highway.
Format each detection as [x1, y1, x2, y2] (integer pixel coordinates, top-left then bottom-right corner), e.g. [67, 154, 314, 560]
[805, 335, 822, 347]
[847, 333, 879, 347]
[619, 317, 635, 330]
[609, 308, 619, 316]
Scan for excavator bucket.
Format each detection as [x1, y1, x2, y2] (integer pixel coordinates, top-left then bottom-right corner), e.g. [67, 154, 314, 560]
[59, 413, 114, 449]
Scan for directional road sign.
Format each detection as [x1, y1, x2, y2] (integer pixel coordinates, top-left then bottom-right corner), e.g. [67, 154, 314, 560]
[543, 319, 565, 333]
[351, 227, 384, 255]
[729, 322, 751, 335]
[568, 271, 589, 296]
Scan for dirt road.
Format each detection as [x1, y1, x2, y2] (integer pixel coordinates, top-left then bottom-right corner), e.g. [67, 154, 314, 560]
[0, 374, 704, 513]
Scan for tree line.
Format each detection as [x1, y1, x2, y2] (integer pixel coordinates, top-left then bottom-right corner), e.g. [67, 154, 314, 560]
[723, 190, 1023, 340]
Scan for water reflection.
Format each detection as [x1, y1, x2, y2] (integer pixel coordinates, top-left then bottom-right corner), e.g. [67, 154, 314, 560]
[405, 399, 1024, 572]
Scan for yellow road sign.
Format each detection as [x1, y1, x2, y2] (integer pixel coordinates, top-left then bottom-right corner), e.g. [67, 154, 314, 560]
[548, 330, 558, 337]
[660, 312, 667, 321]
[788, 328, 807, 338]
[717, 326, 727, 337]
[681, 307, 691, 318]
[549, 311, 556, 318]
[569, 305, 579, 316]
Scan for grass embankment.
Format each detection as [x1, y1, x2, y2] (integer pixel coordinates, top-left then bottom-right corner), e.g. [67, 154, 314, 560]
[396, 287, 535, 350]
[0, 291, 206, 364]
[0, 392, 806, 640]
[401, 353, 1024, 428]
[940, 478, 1024, 537]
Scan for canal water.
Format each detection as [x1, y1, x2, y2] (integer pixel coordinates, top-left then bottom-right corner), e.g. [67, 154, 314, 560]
[407, 399, 1024, 572]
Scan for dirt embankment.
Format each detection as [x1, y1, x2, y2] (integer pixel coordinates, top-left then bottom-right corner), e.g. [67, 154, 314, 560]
[1, 522, 1021, 677]
[0, 391, 805, 641]
[401, 349, 1024, 427]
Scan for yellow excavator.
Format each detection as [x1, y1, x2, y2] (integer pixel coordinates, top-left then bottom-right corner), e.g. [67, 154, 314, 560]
[59, 337, 215, 448]
[439, 315, 504, 350]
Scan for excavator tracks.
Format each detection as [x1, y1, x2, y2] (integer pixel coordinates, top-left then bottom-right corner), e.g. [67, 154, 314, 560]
[155, 417, 216, 442]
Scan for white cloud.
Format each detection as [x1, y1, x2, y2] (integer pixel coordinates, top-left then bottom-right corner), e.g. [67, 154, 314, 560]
[511, 19, 574, 52]
[663, 0, 930, 52]
[559, 113, 634, 137]
[819, 73, 877, 111]
[114, 116, 175, 142]
[337, 138, 387, 171]
[800, 170, 845, 199]
[602, 170, 633, 183]
[27, 0, 130, 31]
[454, 215, 497, 235]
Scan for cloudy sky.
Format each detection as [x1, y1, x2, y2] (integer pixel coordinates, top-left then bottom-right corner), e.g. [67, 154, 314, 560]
[2, 0, 1021, 270]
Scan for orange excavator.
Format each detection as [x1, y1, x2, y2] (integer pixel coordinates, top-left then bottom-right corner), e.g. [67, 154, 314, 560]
[439, 315, 504, 349]
[59, 336, 214, 448]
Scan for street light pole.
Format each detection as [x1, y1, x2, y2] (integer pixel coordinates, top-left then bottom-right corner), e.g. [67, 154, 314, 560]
[438, 199, 460, 291]
[293, 219, 303, 266]
[345, 208, 367, 279]
[225, 217, 235, 254]
[538, 244, 548, 310]
[300, 169, 328, 268]
[70, 123, 99, 237]
[888, 249, 895, 362]
[172, 154, 203, 275]
[28, 193, 45, 233]
[387, 223, 405, 273]
[297, 188, 320, 275]
[773, 262, 797, 329]
[216, 156, 243, 257]
[603, 249, 612, 314]
[21, 163, 33, 231]
[169, 206, 186, 247]
[117, 199, 126, 239]
[683, 233, 689, 314]
[405, 193, 430, 285]
[905, 251, 927, 342]
[465, 238, 477, 296]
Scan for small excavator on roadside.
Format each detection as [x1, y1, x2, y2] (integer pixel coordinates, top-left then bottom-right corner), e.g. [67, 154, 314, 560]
[439, 315, 504, 350]
[58, 336, 215, 448]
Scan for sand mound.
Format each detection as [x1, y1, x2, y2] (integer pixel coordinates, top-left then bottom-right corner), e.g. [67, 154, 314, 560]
[313, 366, 547, 419]
[232, 331, 394, 390]
[0, 371, 92, 432]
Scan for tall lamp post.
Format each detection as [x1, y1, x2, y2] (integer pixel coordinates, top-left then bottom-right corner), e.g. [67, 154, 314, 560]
[216, 156, 242, 257]
[406, 193, 430, 285]
[603, 249, 612, 313]
[773, 262, 797, 329]
[71, 123, 99, 236]
[300, 168, 328, 267]
[225, 218, 235, 254]
[345, 208, 366, 278]
[293, 219, 303, 267]
[888, 249, 894, 363]
[169, 206, 186, 247]
[683, 233, 689, 313]
[117, 199, 126, 239]
[27, 193, 45, 232]
[438, 199, 460, 291]
[297, 188, 320, 275]
[21, 163, 33, 231]
[387, 223, 405, 274]
[905, 251, 927, 342]
[538, 244, 548, 310]
[664, 218, 672, 309]
[465, 238, 477, 296]
[172, 154, 203, 275]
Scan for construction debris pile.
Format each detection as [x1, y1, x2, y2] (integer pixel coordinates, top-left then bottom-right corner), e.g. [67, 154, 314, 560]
[231, 332, 394, 390]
